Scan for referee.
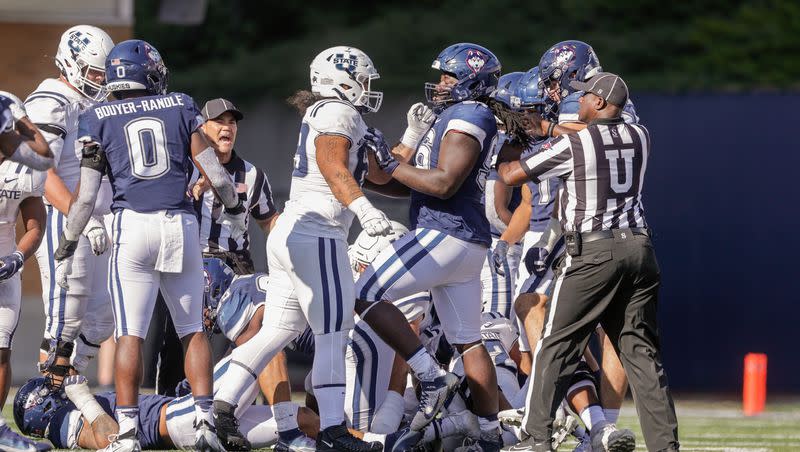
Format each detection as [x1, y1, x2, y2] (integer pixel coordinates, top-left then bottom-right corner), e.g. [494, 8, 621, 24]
[497, 73, 679, 452]
[194, 97, 280, 274]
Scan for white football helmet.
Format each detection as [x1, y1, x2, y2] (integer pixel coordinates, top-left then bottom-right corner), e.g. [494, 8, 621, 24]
[310, 46, 383, 113]
[349, 220, 409, 271]
[55, 25, 115, 101]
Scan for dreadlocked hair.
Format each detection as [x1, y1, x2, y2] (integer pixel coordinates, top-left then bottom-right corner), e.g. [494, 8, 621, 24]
[286, 90, 326, 115]
[485, 98, 535, 148]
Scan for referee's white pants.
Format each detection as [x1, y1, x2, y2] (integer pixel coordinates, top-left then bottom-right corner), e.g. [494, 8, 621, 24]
[107, 209, 204, 339]
[35, 206, 114, 360]
[479, 236, 521, 318]
[356, 228, 486, 345]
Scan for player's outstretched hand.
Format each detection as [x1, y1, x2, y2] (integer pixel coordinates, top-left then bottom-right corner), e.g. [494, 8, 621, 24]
[82, 216, 108, 255]
[349, 196, 392, 237]
[524, 247, 549, 276]
[401, 102, 436, 149]
[220, 205, 247, 241]
[364, 128, 398, 175]
[490, 240, 509, 276]
[0, 251, 24, 281]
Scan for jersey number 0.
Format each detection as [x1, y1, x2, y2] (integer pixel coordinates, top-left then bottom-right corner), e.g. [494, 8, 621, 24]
[124, 117, 170, 180]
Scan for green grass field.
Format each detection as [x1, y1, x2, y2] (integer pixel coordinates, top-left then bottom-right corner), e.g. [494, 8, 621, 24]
[5, 395, 799, 451]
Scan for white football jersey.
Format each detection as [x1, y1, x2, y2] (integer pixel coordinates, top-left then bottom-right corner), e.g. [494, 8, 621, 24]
[0, 161, 46, 254]
[25, 78, 112, 215]
[283, 99, 369, 240]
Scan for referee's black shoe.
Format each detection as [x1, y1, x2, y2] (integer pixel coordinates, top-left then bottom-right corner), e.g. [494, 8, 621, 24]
[316, 422, 382, 452]
[213, 400, 252, 451]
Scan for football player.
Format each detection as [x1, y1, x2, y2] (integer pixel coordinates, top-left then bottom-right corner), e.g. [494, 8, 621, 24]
[52, 39, 244, 452]
[26, 25, 116, 385]
[480, 72, 525, 319]
[356, 43, 532, 452]
[0, 95, 52, 452]
[212, 46, 393, 452]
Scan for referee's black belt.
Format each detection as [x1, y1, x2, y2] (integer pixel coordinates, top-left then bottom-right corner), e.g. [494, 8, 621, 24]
[575, 227, 650, 243]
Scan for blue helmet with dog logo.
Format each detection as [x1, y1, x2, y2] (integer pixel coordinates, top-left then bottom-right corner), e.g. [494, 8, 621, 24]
[425, 43, 501, 108]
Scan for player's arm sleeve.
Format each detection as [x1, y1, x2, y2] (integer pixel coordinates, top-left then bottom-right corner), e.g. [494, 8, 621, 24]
[62, 145, 105, 241]
[305, 101, 359, 146]
[250, 168, 277, 220]
[24, 97, 67, 162]
[519, 135, 574, 183]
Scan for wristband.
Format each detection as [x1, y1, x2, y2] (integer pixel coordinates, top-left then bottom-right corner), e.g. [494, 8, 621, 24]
[225, 199, 245, 215]
[347, 196, 372, 216]
[400, 128, 423, 150]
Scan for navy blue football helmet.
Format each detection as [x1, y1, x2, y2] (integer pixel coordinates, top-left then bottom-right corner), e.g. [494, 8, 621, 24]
[425, 43, 501, 108]
[538, 40, 601, 101]
[202, 257, 235, 334]
[13, 377, 69, 438]
[489, 71, 524, 109]
[515, 66, 547, 111]
[105, 39, 169, 95]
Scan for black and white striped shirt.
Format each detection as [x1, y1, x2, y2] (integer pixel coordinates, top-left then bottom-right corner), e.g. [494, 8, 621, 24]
[520, 117, 649, 233]
[192, 151, 277, 262]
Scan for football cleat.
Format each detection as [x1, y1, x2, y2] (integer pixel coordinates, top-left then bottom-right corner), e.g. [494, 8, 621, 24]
[410, 371, 460, 431]
[498, 408, 524, 427]
[316, 422, 381, 452]
[213, 401, 251, 451]
[572, 432, 591, 452]
[0, 424, 51, 452]
[590, 422, 635, 452]
[194, 420, 226, 452]
[551, 412, 579, 449]
[383, 427, 422, 452]
[499, 436, 553, 452]
[274, 434, 316, 452]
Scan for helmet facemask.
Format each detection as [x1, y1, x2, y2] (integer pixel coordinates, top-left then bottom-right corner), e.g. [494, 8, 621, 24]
[352, 71, 382, 113]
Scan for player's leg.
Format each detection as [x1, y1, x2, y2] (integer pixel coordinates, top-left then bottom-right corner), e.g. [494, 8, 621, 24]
[345, 321, 396, 433]
[601, 245, 678, 452]
[355, 229, 461, 430]
[107, 209, 161, 450]
[36, 206, 95, 383]
[597, 326, 627, 424]
[72, 248, 114, 374]
[432, 270, 503, 450]
[213, 228, 306, 450]
[157, 212, 224, 452]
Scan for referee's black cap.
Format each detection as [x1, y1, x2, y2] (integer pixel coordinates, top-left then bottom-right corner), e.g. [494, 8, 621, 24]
[202, 98, 244, 121]
[570, 72, 628, 107]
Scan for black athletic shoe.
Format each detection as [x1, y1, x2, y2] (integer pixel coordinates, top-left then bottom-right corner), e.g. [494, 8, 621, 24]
[499, 436, 553, 452]
[316, 422, 382, 452]
[213, 400, 251, 451]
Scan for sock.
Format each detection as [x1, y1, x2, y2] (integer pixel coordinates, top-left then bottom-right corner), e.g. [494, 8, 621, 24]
[115, 405, 139, 435]
[363, 432, 385, 444]
[369, 391, 405, 434]
[273, 402, 300, 437]
[313, 331, 347, 429]
[406, 346, 444, 381]
[194, 395, 214, 427]
[579, 404, 606, 431]
[0, 417, 6, 427]
[213, 363, 257, 407]
[478, 414, 500, 439]
[603, 408, 620, 424]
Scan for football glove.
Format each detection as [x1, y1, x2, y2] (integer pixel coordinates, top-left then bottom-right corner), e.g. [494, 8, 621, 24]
[0, 251, 24, 281]
[82, 216, 108, 256]
[220, 200, 247, 241]
[348, 196, 392, 237]
[490, 240, 509, 276]
[365, 127, 398, 175]
[401, 102, 436, 149]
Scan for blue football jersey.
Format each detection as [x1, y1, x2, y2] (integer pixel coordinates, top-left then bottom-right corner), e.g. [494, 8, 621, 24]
[486, 132, 521, 237]
[520, 139, 559, 232]
[410, 101, 498, 246]
[77, 92, 204, 213]
[558, 92, 640, 125]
